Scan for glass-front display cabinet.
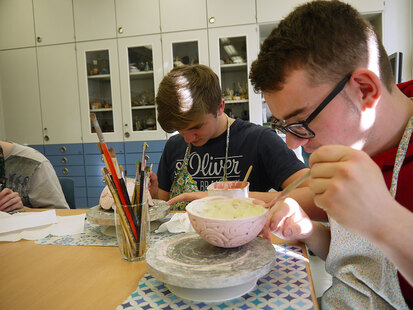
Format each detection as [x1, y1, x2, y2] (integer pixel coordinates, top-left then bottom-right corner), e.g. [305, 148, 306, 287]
[161, 30, 209, 74]
[208, 25, 261, 124]
[118, 34, 166, 140]
[77, 39, 123, 142]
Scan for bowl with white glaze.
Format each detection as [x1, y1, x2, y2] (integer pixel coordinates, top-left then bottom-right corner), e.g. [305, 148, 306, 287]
[186, 196, 268, 248]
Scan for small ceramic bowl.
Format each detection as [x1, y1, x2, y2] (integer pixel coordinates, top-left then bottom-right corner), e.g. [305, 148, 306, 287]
[207, 181, 249, 198]
[186, 196, 268, 248]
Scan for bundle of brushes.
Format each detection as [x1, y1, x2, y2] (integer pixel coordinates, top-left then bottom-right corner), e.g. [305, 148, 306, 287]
[90, 113, 150, 259]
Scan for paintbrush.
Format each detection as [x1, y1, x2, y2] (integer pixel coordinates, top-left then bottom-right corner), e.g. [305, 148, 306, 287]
[90, 113, 138, 240]
[268, 170, 311, 207]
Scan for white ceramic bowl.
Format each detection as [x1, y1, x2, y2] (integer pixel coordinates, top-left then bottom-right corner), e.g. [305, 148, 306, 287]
[207, 181, 249, 198]
[186, 196, 268, 248]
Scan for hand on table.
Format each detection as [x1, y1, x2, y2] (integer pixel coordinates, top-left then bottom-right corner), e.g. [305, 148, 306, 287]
[167, 191, 208, 205]
[309, 145, 395, 238]
[0, 188, 24, 212]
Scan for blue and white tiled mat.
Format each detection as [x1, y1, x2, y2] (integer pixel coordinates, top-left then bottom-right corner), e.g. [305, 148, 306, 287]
[116, 244, 315, 310]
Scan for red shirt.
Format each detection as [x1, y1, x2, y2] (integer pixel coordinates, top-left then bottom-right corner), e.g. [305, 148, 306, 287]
[372, 137, 413, 306]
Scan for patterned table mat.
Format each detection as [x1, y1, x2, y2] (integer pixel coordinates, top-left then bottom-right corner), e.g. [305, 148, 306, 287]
[34, 222, 182, 247]
[116, 244, 315, 310]
[35, 221, 118, 246]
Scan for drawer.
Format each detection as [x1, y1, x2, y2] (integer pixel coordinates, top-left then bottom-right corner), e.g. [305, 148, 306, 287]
[86, 176, 106, 187]
[48, 154, 85, 166]
[74, 187, 87, 197]
[75, 197, 88, 208]
[55, 165, 85, 177]
[44, 143, 84, 155]
[124, 140, 166, 153]
[83, 142, 125, 155]
[126, 163, 159, 175]
[125, 152, 162, 165]
[84, 153, 126, 166]
[87, 197, 99, 208]
[87, 186, 105, 198]
[29, 144, 45, 154]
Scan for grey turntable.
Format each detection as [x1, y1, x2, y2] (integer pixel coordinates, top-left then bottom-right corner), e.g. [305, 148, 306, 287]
[146, 233, 276, 302]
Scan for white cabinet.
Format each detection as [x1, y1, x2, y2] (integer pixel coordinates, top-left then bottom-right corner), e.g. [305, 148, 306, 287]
[257, 0, 384, 24]
[343, 0, 384, 13]
[118, 35, 167, 141]
[208, 24, 262, 124]
[161, 30, 209, 73]
[0, 0, 35, 50]
[77, 39, 123, 143]
[33, 0, 75, 45]
[0, 48, 43, 144]
[160, 0, 207, 32]
[257, 0, 307, 23]
[73, 0, 117, 42]
[207, 0, 256, 28]
[37, 44, 82, 144]
[115, 0, 160, 37]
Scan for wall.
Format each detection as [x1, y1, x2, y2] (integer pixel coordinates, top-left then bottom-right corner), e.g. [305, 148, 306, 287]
[0, 86, 5, 140]
[383, 0, 412, 81]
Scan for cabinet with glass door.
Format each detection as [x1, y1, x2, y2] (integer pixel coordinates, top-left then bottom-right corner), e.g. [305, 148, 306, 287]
[161, 29, 209, 74]
[118, 34, 166, 141]
[77, 39, 123, 143]
[208, 24, 261, 124]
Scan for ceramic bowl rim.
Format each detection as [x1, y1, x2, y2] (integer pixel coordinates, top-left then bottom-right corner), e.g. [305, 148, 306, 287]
[186, 196, 268, 222]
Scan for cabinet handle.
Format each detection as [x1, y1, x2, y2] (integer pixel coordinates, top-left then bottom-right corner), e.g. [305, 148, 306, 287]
[44, 135, 50, 142]
[124, 132, 130, 138]
[61, 157, 68, 164]
[209, 17, 215, 24]
[60, 146, 67, 153]
[118, 27, 124, 34]
[37, 36, 42, 43]
[62, 168, 69, 175]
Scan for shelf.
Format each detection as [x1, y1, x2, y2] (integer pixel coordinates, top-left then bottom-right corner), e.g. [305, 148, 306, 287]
[131, 105, 155, 110]
[89, 108, 112, 112]
[88, 74, 111, 80]
[225, 99, 248, 104]
[129, 70, 153, 77]
[220, 63, 247, 72]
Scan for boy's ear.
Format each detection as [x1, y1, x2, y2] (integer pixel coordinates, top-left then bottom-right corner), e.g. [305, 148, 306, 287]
[217, 99, 225, 116]
[350, 69, 382, 111]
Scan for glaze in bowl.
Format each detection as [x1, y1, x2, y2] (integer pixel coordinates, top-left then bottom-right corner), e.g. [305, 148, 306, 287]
[186, 196, 268, 248]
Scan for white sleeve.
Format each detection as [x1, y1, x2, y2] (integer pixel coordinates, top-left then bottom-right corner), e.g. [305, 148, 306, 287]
[28, 161, 69, 209]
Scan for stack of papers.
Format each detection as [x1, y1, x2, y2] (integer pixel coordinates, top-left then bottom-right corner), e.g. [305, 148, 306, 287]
[0, 210, 85, 242]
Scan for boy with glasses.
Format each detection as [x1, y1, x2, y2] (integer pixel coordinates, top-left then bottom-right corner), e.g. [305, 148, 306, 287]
[250, 1, 412, 308]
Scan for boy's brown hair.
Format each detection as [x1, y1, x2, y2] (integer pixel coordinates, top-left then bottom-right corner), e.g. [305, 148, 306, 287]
[156, 65, 222, 133]
[250, 0, 394, 93]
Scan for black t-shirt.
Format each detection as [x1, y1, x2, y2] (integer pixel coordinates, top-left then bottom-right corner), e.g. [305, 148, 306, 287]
[158, 119, 306, 192]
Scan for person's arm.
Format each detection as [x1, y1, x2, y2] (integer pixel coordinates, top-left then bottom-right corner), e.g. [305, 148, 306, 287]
[29, 161, 69, 209]
[0, 188, 24, 212]
[309, 145, 413, 285]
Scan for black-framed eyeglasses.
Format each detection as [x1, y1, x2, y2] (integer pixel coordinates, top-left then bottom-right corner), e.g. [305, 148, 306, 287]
[271, 74, 352, 139]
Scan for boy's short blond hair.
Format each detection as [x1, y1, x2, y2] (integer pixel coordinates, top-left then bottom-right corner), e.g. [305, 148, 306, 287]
[156, 65, 222, 133]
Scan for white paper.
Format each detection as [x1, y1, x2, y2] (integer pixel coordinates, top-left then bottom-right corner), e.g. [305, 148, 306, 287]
[50, 214, 86, 236]
[0, 210, 57, 234]
[0, 211, 86, 242]
[155, 212, 195, 234]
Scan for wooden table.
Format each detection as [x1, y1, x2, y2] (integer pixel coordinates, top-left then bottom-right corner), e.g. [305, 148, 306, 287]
[0, 209, 318, 310]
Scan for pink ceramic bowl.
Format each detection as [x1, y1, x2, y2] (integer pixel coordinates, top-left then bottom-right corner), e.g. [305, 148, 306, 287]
[186, 196, 268, 248]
